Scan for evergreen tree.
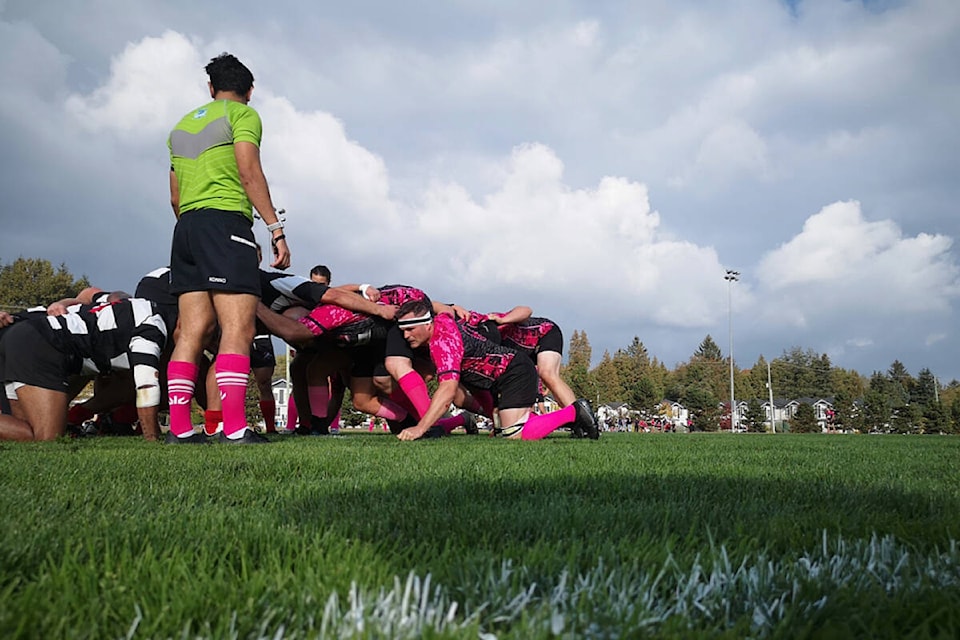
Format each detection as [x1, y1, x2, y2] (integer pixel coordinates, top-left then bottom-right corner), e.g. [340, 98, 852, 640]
[742, 399, 767, 433]
[613, 336, 649, 405]
[694, 335, 723, 361]
[812, 353, 832, 397]
[911, 368, 938, 410]
[886, 360, 913, 407]
[593, 350, 622, 405]
[791, 402, 819, 433]
[831, 390, 855, 433]
[922, 401, 952, 435]
[682, 384, 720, 432]
[563, 330, 594, 400]
[630, 376, 662, 414]
[890, 403, 921, 435]
[861, 389, 891, 433]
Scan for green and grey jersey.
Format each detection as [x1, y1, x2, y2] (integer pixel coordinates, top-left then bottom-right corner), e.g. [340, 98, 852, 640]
[168, 99, 262, 221]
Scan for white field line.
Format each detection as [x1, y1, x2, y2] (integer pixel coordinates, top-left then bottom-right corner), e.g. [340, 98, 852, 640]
[127, 533, 959, 639]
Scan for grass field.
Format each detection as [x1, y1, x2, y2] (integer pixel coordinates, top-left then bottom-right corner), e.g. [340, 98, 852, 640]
[1, 432, 958, 639]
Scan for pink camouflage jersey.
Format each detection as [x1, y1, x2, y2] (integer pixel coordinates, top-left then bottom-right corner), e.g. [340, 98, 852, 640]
[428, 313, 517, 390]
[298, 284, 427, 342]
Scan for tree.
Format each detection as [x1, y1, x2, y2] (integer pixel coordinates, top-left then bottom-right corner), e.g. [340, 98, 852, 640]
[831, 390, 855, 433]
[772, 347, 819, 399]
[861, 389, 891, 433]
[791, 402, 819, 433]
[812, 353, 832, 397]
[682, 384, 720, 432]
[742, 399, 767, 433]
[630, 376, 662, 414]
[922, 401, 952, 435]
[563, 330, 594, 400]
[693, 335, 723, 361]
[890, 403, 921, 435]
[613, 337, 650, 406]
[911, 368, 938, 410]
[593, 350, 622, 405]
[0, 257, 90, 310]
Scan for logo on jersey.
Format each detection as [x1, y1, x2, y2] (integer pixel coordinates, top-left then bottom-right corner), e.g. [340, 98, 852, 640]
[208, 277, 227, 284]
[193, 108, 207, 119]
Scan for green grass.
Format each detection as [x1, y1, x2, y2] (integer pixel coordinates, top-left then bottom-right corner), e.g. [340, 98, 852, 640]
[1, 433, 958, 638]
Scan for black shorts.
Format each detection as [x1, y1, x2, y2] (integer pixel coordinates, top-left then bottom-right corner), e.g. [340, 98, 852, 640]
[0, 322, 77, 394]
[347, 342, 387, 378]
[169, 209, 260, 295]
[492, 356, 539, 410]
[384, 324, 414, 359]
[250, 335, 276, 369]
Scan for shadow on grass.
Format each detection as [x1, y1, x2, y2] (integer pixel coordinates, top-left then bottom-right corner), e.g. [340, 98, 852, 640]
[283, 461, 960, 582]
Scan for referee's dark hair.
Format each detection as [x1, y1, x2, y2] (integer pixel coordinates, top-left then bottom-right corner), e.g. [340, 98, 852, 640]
[205, 53, 254, 96]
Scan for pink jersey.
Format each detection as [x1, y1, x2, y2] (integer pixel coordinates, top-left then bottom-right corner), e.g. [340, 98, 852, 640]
[298, 283, 427, 337]
[429, 313, 516, 390]
[498, 317, 555, 354]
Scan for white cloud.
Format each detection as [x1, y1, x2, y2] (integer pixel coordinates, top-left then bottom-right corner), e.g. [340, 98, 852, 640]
[65, 30, 204, 139]
[757, 200, 960, 318]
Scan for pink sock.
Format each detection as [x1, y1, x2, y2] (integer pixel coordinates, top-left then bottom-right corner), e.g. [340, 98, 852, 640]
[308, 386, 330, 417]
[286, 398, 299, 430]
[167, 361, 199, 437]
[374, 397, 408, 421]
[216, 354, 250, 438]
[397, 371, 431, 419]
[521, 405, 576, 441]
[435, 414, 466, 434]
[389, 388, 418, 416]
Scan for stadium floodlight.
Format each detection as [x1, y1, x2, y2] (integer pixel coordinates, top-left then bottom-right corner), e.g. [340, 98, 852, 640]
[724, 270, 740, 431]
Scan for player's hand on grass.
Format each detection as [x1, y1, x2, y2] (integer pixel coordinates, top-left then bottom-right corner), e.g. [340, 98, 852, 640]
[397, 424, 428, 441]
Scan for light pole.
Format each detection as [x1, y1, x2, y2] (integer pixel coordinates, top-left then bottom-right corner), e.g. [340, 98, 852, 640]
[724, 269, 740, 431]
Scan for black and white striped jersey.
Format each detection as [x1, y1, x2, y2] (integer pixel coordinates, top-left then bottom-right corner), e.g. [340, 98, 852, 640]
[259, 270, 329, 313]
[31, 298, 171, 405]
[135, 267, 177, 307]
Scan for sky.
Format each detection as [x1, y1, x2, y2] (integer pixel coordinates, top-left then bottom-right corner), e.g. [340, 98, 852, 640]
[1, 0, 959, 383]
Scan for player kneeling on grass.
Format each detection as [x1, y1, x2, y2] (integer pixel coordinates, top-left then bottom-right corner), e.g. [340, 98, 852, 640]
[0, 298, 172, 442]
[393, 298, 599, 441]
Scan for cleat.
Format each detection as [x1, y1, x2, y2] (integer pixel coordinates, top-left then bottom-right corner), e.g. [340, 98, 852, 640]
[573, 398, 600, 440]
[164, 431, 210, 444]
[309, 415, 333, 435]
[420, 425, 446, 439]
[387, 414, 418, 435]
[218, 429, 270, 444]
[463, 413, 479, 435]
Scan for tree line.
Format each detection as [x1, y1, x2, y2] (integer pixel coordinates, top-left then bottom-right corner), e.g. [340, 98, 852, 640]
[561, 331, 960, 435]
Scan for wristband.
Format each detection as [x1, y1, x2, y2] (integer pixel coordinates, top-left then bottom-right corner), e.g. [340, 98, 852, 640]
[271, 234, 286, 247]
[266, 220, 284, 232]
[359, 284, 371, 299]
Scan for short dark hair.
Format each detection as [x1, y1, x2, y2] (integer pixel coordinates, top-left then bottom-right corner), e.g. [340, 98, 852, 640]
[396, 297, 433, 321]
[310, 265, 332, 281]
[205, 53, 254, 96]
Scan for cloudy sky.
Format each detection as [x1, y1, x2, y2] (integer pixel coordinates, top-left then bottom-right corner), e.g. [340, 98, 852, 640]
[2, 0, 959, 382]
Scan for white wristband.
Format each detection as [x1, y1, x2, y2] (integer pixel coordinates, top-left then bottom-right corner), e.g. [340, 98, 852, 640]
[266, 220, 284, 232]
[359, 284, 371, 299]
